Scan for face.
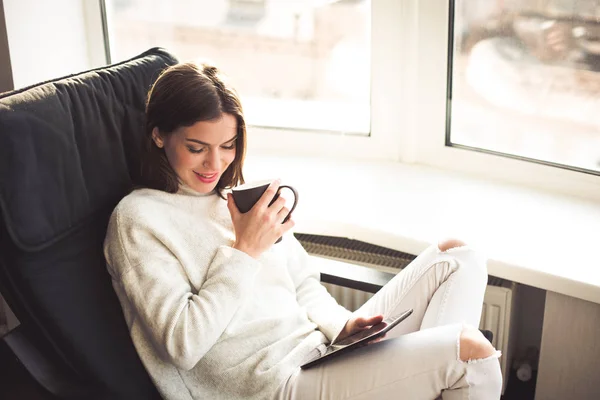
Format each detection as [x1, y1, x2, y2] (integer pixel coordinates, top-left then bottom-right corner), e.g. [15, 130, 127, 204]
[152, 113, 238, 194]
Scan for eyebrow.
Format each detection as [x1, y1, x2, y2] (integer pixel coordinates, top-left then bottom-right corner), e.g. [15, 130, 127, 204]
[185, 135, 237, 146]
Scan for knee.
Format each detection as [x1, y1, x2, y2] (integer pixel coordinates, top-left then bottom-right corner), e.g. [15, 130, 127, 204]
[438, 238, 467, 252]
[459, 326, 496, 362]
[436, 238, 487, 285]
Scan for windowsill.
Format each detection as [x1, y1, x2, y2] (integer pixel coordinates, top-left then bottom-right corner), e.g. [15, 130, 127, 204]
[243, 97, 370, 134]
[244, 153, 600, 304]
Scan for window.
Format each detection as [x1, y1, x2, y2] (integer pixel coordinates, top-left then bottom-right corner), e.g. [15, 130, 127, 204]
[448, 0, 600, 174]
[105, 0, 371, 134]
[99, 0, 599, 199]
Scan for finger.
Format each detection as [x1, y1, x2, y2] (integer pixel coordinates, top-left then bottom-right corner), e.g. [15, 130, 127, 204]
[360, 315, 384, 327]
[270, 195, 287, 213]
[367, 336, 384, 345]
[276, 206, 290, 224]
[280, 216, 295, 233]
[226, 193, 240, 218]
[255, 179, 281, 210]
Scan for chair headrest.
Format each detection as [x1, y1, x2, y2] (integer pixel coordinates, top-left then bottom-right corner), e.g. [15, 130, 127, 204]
[0, 47, 178, 251]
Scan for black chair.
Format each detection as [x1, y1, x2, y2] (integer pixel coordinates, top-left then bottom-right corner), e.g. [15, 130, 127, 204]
[0, 48, 396, 399]
[0, 48, 177, 399]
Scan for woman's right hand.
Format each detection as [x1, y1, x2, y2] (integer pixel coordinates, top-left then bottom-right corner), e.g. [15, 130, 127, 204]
[226, 180, 295, 259]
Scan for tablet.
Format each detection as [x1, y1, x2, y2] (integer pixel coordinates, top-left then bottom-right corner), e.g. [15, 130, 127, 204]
[300, 309, 413, 369]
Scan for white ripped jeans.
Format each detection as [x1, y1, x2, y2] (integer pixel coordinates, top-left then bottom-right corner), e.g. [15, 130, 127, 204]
[275, 244, 503, 400]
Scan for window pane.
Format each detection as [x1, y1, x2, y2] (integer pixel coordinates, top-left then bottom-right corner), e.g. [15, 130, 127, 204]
[449, 0, 600, 173]
[105, 0, 371, 134]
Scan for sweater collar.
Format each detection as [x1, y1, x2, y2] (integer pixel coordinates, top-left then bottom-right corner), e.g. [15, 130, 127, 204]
[177, 183, 217, 197]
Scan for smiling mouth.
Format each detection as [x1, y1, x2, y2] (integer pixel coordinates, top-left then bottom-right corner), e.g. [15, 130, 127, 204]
[195, 172, 217, 178]
[193, 171, 219, 183]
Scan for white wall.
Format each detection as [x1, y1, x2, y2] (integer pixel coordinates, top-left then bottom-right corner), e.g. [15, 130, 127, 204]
[4, 0, 94, 88]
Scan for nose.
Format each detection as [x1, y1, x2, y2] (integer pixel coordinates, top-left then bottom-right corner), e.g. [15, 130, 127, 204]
[204, 148, 220, 170]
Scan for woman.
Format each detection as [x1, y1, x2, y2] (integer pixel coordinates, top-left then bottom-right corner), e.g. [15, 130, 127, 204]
[104, 62, 502, 400]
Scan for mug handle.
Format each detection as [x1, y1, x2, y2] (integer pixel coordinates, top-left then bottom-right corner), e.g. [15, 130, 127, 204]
[276, 185, 298, 223]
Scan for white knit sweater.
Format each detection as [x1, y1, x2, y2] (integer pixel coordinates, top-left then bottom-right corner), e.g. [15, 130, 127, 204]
[103, 186, 352, 400]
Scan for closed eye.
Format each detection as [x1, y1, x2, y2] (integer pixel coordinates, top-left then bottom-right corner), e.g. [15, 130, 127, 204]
[187, 146, 205, 154]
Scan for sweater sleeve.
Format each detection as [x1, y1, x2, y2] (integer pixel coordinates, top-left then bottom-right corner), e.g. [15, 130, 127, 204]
[104, 206, 261, 371]
[284, 236, 352, 341]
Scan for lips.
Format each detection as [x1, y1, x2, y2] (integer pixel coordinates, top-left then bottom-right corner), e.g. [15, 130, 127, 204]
[194, 171, 219, 184]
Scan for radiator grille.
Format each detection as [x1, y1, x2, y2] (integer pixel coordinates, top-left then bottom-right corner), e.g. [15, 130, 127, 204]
[296, 233, 509, 287]
[294, 233, 416, 270]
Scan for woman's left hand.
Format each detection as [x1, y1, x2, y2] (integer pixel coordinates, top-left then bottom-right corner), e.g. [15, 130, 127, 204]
[335, 314, 384, 342]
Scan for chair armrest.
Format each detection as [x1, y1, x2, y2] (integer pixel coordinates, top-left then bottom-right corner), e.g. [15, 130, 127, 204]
[1, 325, 98, 399]
[315, 256, 396, 293]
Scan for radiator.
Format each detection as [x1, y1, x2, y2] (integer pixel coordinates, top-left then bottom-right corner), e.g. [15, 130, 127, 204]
[481, 279, 518, 394]
[323, 279, 517, 394]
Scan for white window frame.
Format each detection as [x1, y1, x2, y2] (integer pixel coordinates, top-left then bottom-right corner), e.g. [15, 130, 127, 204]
[84, 0, 109, 68]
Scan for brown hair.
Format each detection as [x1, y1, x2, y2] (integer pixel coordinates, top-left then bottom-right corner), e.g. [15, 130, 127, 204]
[140, 62, 246, 196]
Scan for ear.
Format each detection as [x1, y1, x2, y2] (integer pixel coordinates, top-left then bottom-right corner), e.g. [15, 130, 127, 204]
[151, 127, 164, 148]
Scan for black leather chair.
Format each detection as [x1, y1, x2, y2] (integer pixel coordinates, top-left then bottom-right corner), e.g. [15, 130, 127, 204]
[0, 48, 397, 399]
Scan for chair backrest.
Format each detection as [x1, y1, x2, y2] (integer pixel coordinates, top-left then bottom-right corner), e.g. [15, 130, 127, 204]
[0, 48, 178, 398]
